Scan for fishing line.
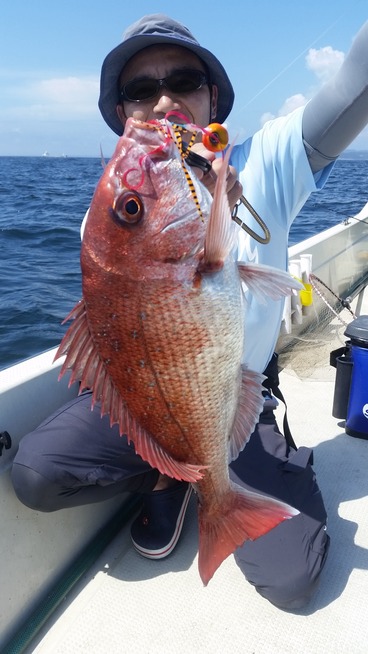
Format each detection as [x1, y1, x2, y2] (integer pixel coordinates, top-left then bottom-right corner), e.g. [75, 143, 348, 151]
[235, 3, 363, 115]
[309, 273, 356, 326]
[344, 214, 368, 226]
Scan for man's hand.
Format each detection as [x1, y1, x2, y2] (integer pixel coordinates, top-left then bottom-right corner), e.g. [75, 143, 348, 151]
[190, 143, 243, 211]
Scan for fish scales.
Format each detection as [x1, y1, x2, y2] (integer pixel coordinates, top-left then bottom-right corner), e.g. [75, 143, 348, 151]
[56, 117, 300, 585]
[83, 254, 243, 464]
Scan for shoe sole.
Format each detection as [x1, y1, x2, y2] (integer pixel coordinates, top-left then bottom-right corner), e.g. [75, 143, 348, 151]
[131, 484, 193, 559]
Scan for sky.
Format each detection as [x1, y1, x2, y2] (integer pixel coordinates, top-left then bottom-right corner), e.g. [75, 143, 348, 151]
[1, 0, 367, 157]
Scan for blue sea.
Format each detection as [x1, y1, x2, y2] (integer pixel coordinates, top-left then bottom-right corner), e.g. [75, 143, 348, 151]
[1, 155, 368, 370]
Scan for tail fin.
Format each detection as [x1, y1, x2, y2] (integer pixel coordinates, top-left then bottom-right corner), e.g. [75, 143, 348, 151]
[198, 482, 298, 585]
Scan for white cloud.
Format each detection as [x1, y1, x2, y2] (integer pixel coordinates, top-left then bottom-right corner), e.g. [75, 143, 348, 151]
[1, 74, 100, 121]
[259, 43, 368, 151]
[260, 111, 274, 126]
[261, 93, 308, 125]
[34, 76, 98, 107]
[262, 45, 345, 125]
[306, 46, 345, 83]
[279, 93, 308, 115]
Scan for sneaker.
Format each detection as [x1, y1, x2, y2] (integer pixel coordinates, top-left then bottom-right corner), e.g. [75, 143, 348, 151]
[131, 482, 193, 559]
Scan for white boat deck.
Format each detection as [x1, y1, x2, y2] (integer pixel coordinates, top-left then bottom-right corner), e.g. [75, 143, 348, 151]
[23, 289, 368, 654]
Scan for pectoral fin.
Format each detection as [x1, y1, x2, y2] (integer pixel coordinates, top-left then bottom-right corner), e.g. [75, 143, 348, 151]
[238, 262, 303, 303]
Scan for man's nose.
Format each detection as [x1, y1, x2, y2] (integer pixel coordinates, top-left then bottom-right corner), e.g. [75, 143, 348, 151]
[152, 91, 180, 114]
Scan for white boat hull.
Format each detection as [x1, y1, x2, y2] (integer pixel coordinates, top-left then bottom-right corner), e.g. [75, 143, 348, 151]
[278, 201, 368, 351]
[0, 350, 128, 648]
[1, 201, 368, 648]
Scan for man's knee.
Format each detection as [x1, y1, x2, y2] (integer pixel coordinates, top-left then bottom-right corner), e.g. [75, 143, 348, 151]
[11, 464, 60, 512]
[252, 562, 323, 610]
[235, 528, 330, 611]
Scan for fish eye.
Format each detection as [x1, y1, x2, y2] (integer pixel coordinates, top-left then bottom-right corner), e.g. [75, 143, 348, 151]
[112, 191, 144, 225]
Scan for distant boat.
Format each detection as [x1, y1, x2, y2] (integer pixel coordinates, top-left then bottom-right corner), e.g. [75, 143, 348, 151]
[42, 151, 49, 157]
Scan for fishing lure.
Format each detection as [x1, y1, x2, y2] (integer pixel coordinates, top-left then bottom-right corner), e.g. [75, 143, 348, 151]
[163, 112, 230, 221]
[201, 123, 228, 152]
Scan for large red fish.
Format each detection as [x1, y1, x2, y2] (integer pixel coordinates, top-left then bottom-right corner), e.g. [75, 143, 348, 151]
[55, 117, 300, 585]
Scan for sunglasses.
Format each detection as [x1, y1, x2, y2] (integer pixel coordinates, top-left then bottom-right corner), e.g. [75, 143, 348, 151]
[120, 69, 208, 102]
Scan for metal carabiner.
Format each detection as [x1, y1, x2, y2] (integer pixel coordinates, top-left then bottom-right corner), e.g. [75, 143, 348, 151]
[183, 142, 271, 244]
[232, 195, 271, 244]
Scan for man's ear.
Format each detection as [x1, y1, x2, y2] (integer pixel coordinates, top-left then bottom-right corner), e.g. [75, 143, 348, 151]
[116, 104, 126, 128]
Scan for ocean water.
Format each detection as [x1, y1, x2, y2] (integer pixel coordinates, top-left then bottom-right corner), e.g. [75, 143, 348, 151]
[1, 155, 368, 370]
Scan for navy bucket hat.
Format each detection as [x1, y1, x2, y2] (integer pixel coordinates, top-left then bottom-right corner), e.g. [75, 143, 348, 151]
[98, 13, 235, 136]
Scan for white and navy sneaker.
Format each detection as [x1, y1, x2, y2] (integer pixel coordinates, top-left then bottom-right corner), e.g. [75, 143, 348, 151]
[131, 482, 193, 559]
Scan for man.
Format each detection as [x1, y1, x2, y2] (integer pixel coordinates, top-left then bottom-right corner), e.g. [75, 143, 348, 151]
[12, 14, 368, 610]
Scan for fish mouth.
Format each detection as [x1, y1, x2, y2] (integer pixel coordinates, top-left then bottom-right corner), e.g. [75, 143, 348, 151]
[128, 117, 158, 131]
[124, 117, 169, 141]
[128, 117, 178, 132]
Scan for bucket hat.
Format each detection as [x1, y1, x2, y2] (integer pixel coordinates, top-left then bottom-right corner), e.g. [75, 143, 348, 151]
[99, 13, 234, 136]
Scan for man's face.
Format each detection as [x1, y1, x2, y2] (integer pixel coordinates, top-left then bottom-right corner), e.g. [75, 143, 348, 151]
[116, 44, 218, 131]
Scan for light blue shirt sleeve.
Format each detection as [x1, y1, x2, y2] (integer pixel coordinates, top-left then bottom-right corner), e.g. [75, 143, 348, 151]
[229, 106, 333, 372]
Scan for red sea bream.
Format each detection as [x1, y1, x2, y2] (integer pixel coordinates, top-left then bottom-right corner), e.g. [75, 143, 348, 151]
[55, 117, 300, 585]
